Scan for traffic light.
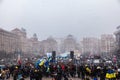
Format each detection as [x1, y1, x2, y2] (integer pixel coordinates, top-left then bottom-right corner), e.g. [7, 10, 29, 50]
[70, 51, 74, 59]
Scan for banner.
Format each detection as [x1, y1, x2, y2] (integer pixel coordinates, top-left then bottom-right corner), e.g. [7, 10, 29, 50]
[17, 54, 21, 65]
[46, 53, 52, 58]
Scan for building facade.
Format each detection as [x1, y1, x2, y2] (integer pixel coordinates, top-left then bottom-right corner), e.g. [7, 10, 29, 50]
[61, 35, 79, 53]
[11, 28, 28, 54]
[81, 37, 101, 55]
[115, 26, 120, 49]
[81, 35, 115, 56]
[28, 34, 41, 55]
[40, 37, 58, 55]
[100, 34, 115, 54]
[0, 27, 116, 58]
[0, 28, 58, 57]
[11, 28, 41, 56]
[0, 28, 20, 57]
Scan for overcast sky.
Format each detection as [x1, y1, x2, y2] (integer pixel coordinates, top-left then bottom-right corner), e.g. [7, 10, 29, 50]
[0, 0, 120, 40]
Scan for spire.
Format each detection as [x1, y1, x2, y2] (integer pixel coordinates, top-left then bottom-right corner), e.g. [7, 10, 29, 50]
[33, 33, 38, 41]
[21, 27, 26, 32]
[33, 33, 37, 38]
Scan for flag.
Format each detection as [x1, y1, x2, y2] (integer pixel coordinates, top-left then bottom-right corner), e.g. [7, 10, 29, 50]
[35, 58, 43, 68]
[39, 60, 45, 66]
[17, 54, 21, 65]
[44, 60, 49, 67]
[48, 57, 53, 62]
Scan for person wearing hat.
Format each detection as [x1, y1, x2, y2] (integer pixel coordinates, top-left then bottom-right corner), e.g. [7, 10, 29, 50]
[80, 65, 85, 80]
[33, 69, 39, 80]
[85, 65, 91, 79]
[30, 68, 35, 80]
[13, 66, 19, 80]
[100, 66, 107, 80]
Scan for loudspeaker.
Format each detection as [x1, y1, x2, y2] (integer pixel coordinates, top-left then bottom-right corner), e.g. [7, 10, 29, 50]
[70, 51, 74, 59]
[52, 51, 56, 62]
[52, 51, 56, 58]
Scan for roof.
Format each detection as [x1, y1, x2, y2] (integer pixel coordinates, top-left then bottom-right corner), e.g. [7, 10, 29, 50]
[11, 28, 21, 32]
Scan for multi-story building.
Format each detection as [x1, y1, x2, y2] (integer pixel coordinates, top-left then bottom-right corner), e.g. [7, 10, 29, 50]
[81, 37, 101, 55]
[115, 26, 120, 50]
[0, 28, 20, 55]
[61, 35, 79, 53]
[11, 28, 28, 54]
[40, 37, 58, 55]
[81, 34, 115, 56]
[0, 27, 116, 58]
[100, 34, 115, 54]
[55, 38, 64, 54]
[0, 28, 58, 57]
[11, 28, 41, 56]
[114, 26, 120, 58]
[28, 33, 41, 55]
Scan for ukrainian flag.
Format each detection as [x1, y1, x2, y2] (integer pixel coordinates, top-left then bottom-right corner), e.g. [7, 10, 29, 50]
[106, 69, 116, 79]
[39, 60, 45, 66]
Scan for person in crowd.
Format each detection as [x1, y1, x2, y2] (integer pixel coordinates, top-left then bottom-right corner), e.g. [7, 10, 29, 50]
[30, 68, 35, 80]
[77, 65, 81, 78]
[117, 65, 120, 79]
[85, 64, 91, 79]
[99, 66, 107, 80]
[13, 66, 19, 80]
[33, 68, 39, 80]
[106, 66, 116, 80]
[91, 65, 97, 80]
[56, 64, 62, 80]
[80, 65, 85, 80]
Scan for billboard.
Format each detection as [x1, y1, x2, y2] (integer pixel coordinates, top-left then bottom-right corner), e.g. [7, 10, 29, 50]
[46, 53, 52, 57]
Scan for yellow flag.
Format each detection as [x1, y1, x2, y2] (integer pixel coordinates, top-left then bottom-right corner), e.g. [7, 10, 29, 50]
[86, 67, 91, 73]
[39, 60, 44, 66]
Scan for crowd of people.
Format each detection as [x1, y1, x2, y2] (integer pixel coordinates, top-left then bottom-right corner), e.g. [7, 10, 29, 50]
[0, 61, 120, 80]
